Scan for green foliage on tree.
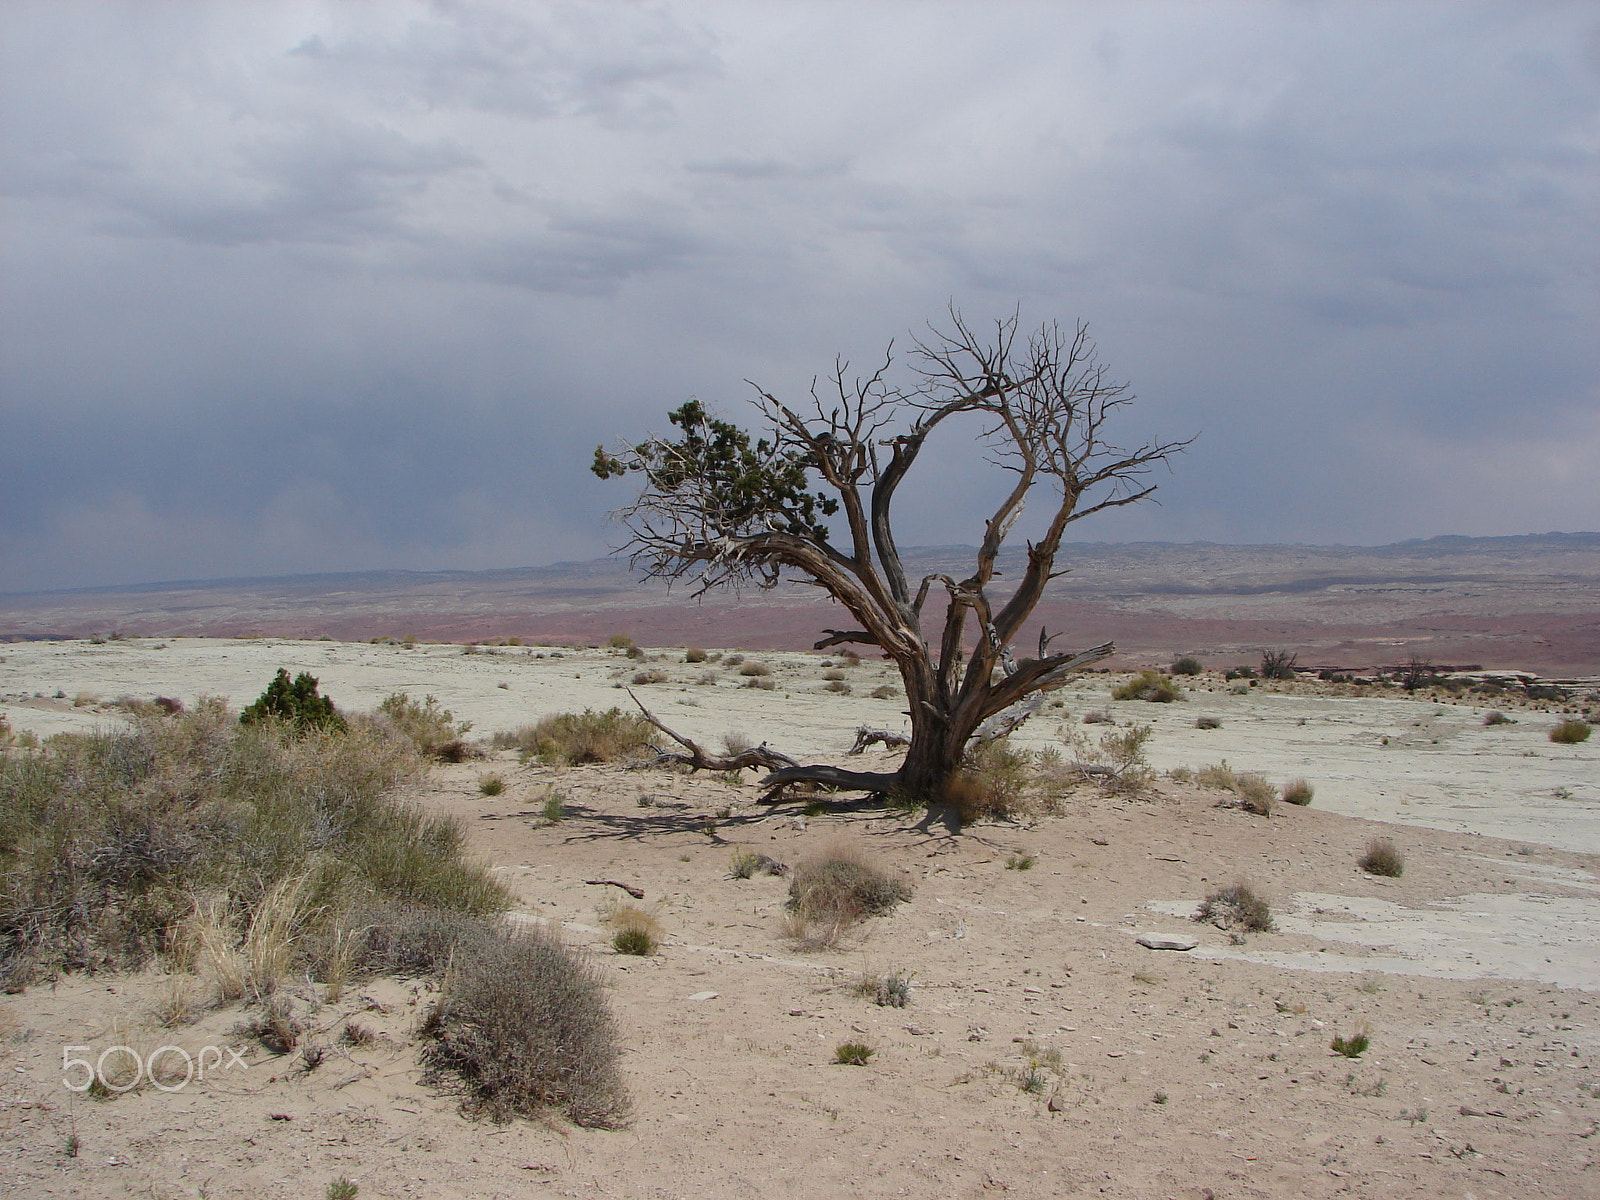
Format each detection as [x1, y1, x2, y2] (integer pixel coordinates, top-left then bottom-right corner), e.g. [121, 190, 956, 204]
[240, 668, 345, 732]
[593, 399, 838, 543]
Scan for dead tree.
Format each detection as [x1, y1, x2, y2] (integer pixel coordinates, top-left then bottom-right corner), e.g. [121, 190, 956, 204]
[595, 310, 1189, 808]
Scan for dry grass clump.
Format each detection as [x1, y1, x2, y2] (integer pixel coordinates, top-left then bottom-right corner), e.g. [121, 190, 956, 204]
[737, 661, 772, 677]
[1196, 882, 1275, 932]
[784, 844, 911, 950]
[602, 901, 664, 956]
[630, 669, 668, 686]
[742, 676, 776, 691]
[869, 685, 896, 700]
[1082, 709, 1113, 724]
[1195, 761, 1275, 815]
[1482, 710, 1513, 726]
[824, 679, 852, 694]
[478, 773, 505, 797]
[1550, 718, 1592, 745]
[1194, 716, 1222, 730]
[684, 647, 708, 663]
[1280, 777, 1315, 806]
[421, 924, 629, 1127]
[1112, 670, 1181, 703]
[1359, 838, 1405, 877]
[0, 701, 508, 990]
[499, 708, 654, 766]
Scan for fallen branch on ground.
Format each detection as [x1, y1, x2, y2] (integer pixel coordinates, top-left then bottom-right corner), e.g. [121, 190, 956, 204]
[584, 879, 646, 900]
[847, 726, 911, 755]
[626, 690, 800, 773]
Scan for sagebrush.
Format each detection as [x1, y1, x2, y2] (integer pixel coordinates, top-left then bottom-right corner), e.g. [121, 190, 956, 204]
[0, 701, 508, 989]
[421, 925, 629, 1126]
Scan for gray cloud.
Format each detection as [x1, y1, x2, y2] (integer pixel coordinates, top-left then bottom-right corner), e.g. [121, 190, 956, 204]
[1, 0, 1595, 591]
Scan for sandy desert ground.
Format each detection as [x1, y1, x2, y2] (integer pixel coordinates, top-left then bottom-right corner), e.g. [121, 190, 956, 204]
[2, 637, 1599, 1199]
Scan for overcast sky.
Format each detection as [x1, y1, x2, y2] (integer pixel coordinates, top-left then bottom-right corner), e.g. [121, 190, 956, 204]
[3, 1, 1596, 592]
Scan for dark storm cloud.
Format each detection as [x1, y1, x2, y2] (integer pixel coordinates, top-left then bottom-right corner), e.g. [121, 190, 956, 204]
[1, 1, 1595, 591]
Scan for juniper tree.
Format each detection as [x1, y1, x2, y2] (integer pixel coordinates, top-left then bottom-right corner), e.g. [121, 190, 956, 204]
[594, 310, 1188, 813]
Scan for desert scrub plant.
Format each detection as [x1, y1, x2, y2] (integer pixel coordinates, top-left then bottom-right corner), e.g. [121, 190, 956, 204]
[742, 676, 776, 691]
[1194, 761, 1275, 815]
[1194, 716, 1222, 730]
[241, 669, 345, 733]
[854, 967, 913, 1007]
[478, 774, 505, 797]
[540, 792, 567, 823]
[603, 901, 663, 955]
[729, 850, 785, 879]
[326, 1178, 359, 1200]
[1112, 670, 1180, 703]
[1196, 883, 1275, 933]
[513, 708, 654, 766]
[1170, 656, 1203, 676]
[947, 736, 1035, 822]
[1359, 838, 1404, 877]
[1550, 717, 1592, 745]
[1005, 853, 1036, 870]
[374, 692, 471, 758]
[868, 685, 896, 700]
[833, 1040, 874, 1065]
[1260, 650, 1299, 680]
[783, 844, 911, 950]
[684, 647, 708, 663]
[0, 703, 509, 988]
[1062, 722, 1154, 795]
[1483, 710, 1513, 726]
[630, 669, 668, 686]
[823, 679, 852, 694]
[421, 924, 629, 1127]
[1330, 1028, 1371, 1058]
[737, 661, 772, 677]
[1280, 778, 1314, 806]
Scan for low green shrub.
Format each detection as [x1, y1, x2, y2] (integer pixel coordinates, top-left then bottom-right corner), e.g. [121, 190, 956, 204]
[834, 1040, 874, 1065]
[241, 669, 345, 733]
[1170, 656, 1203, 676]
[1331, 1030, 1371, 1058]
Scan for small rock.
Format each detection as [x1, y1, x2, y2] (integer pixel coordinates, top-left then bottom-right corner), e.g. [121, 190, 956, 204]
[686, 991, 718, 1002]
[905, 1025, 933, 1036]
[1137, 934, 1199, 952]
